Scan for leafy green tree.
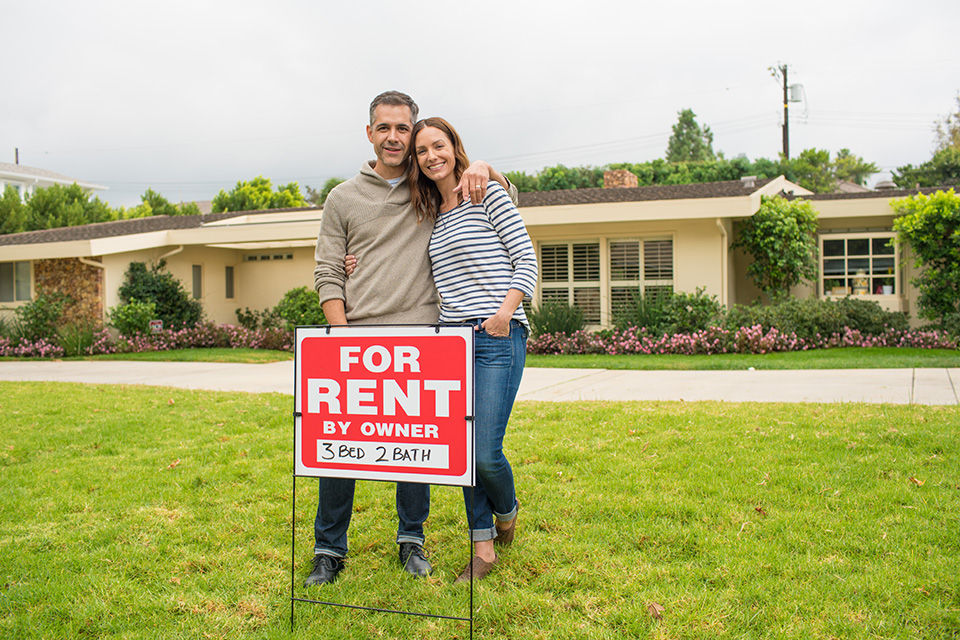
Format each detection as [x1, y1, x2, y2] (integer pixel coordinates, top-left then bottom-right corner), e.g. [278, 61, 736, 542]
[731, 195, 820, 301]
[536, 164, 603, 191]
[892, 189, 960, 331]
[117, 261, 203, 329]
[666, 109, 716, 162]
[780, 148, 836, 193]
[120, 189, 202, 219]
[0, 185, 28, 234]
[833, 148, 879, 185]
[23, 184, 116, 231]
[211, 176, 307, 213]
[305, 178, 345, 206]
[892, 147, 960, 188]
[504, 170, 539, 192]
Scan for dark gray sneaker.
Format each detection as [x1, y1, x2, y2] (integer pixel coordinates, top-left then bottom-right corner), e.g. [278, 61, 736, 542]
[398, 543, 433, 576]
[304, 554, 344, 587]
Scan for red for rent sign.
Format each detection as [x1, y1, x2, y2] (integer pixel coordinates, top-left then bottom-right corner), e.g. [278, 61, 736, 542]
[294, 325, 474, 486]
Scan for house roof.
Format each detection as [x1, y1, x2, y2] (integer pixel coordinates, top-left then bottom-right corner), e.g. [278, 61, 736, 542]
[0, 206, 320, 247]
[0, 162, 107, 191]
[517, 177, 779, 208]
[792, 185, 955, 201]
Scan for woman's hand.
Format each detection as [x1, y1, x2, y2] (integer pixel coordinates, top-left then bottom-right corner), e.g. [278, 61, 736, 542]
[480, 311, 511, 337]
[344, 254, 357, 277]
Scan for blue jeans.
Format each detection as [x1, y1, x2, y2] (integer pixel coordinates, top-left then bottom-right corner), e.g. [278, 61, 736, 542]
[463, 319, 526, 541]
[314, 480, 429, 558]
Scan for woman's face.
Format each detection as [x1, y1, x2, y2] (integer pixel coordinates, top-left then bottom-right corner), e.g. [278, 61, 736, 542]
[415, 126, 456, 184]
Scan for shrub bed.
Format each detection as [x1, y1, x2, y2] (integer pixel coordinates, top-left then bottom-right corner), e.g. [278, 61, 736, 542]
[528, 324, 958, 356]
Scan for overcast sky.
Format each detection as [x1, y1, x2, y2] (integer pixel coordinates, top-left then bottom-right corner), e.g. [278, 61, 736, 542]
[3, 0, 958, 207]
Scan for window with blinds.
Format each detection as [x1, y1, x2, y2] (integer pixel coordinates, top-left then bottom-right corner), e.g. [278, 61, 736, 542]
[538, 242, 601, 323]
[609, 238, 674, 323]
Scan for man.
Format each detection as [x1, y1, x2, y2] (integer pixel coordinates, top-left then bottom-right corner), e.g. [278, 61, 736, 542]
[307, 90, 517, 586]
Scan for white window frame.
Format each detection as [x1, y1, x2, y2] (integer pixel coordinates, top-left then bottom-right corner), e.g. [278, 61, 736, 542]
[820, 232, 898, 299]
[537, 241, 602, 324]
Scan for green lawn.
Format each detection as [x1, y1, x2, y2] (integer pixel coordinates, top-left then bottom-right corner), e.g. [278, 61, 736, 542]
[1, 382, 957, 638]
[84, 347, 294, 363]
[527, 347, 960, 370]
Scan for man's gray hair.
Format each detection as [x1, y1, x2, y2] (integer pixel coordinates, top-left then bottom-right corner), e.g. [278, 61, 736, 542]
[369, 91, 419, 125]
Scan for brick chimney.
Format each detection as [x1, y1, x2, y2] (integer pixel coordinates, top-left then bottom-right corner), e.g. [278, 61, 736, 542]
[603, 169, 638, 189]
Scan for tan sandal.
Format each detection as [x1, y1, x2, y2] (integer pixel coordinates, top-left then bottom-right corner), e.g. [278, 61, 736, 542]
[453, 555, 497, 583]
[494, 500, 519, 546]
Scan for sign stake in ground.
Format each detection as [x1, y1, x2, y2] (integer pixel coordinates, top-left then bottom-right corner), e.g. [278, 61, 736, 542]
[290, 324, 477, 637]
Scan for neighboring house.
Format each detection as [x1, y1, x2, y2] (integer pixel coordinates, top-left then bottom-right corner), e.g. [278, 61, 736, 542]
[0, 162, 107, 201]
[0, 175, 946, 328]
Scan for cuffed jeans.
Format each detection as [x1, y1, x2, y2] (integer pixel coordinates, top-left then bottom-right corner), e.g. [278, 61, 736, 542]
[463, 319, 526, 541]
[314, 479, 429, 558]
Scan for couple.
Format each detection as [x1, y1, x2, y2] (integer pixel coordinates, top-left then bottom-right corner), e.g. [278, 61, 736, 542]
[308, 91, 537, 586]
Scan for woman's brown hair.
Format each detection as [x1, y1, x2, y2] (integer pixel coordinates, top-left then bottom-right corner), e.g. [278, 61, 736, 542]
[409, 117, 470, 222]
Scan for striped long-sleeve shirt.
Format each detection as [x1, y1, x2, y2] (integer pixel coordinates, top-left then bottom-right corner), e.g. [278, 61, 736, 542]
[428, 181, 538, 326]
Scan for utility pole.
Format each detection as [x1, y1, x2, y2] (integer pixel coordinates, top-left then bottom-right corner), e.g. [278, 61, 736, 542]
[780, 64, 789, 159]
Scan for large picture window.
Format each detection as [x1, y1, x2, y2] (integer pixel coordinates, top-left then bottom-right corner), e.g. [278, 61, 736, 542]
[609, 238, 674, 318]
[821, 233, 896, 297]
[539, 242, 601, 323]
[0, 261, 31, 302]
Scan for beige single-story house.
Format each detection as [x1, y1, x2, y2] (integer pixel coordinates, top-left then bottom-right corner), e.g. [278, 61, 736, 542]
[0, 174, 945, 329]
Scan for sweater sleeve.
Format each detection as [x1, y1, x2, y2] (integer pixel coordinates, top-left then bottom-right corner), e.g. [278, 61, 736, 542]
[313, 190, 348, 304]
[482, 181, 538, 299]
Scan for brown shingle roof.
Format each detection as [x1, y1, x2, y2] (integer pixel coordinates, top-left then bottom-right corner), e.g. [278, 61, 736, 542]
[795, 185, 958, 201]
[0, 206, 320, 247]
[517, 178, 777, 208]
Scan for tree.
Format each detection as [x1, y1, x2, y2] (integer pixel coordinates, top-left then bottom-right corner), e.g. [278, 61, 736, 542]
[503, 170, 539, 192]
[666, 109, 715, 162]
[536, 164, 603, 191]
[731, 195, 819, 301]
[833, 148, 879, 186]
[117, 261, 203, 329]
[892, 147, 960, 188]
[305, 178, 345, 206]
[934, 92, 960, 152]
[0, 185, 28, 234]
[780, 148, 836, 193]
[211, 176, 307, 213]
[120, 189, 202, 219]
[23, 183, 116, 231]
[892, 189, 960, 332]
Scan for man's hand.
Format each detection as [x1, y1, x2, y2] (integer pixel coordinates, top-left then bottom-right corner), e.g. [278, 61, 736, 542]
[454, 160, 492, 203]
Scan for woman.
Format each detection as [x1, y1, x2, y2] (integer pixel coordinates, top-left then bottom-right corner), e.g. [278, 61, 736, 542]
[412, 117, 538, 582]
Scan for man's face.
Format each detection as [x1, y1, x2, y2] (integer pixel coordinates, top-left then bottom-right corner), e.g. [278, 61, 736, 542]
[366, 104, 414, 173]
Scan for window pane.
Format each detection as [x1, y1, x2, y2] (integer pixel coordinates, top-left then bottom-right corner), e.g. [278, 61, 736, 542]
[573, 287, 600, 323]
[823, 259, 845, 277]
[822, 239, 845, 257]
[0, 263, 13, 302]
[540, 288, 569, 304]
[872, 237, 894, 255]
[572, 243, 599, 281]
[225, 266, 234, 299]
[609, 241, 640, 280]
[848, 238, 869, 256]
[192, 265, 202, 299]
[540, 245, 568, 282]
[872, 257, 894, 275]
[824, 279, 848, 295]
[643, 239, 673, 280]
[847, 258, 869, 274]
[873, 277, 895, 295]
[611, 286, 639, 317]
[643, 285, 673, 302]
[14, 262, 30, 301]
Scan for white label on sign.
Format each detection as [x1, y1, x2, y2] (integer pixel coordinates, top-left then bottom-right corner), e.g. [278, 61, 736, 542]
[316, 440, 449, 469]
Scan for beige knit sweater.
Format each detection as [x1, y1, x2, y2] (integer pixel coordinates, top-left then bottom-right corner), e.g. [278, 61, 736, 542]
[314, 161, 518, 325]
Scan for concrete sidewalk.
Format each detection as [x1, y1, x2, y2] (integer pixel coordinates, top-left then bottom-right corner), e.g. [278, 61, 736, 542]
[1, 360, 958, 405]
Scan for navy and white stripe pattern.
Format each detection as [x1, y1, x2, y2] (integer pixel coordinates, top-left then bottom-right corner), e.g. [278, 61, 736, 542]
[429, 181, 538, 326]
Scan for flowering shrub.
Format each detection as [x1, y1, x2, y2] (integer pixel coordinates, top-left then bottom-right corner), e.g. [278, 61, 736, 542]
[113, 322, 292, 353]
[0, 336, 66, 358]
[527, 324, 958, 355]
